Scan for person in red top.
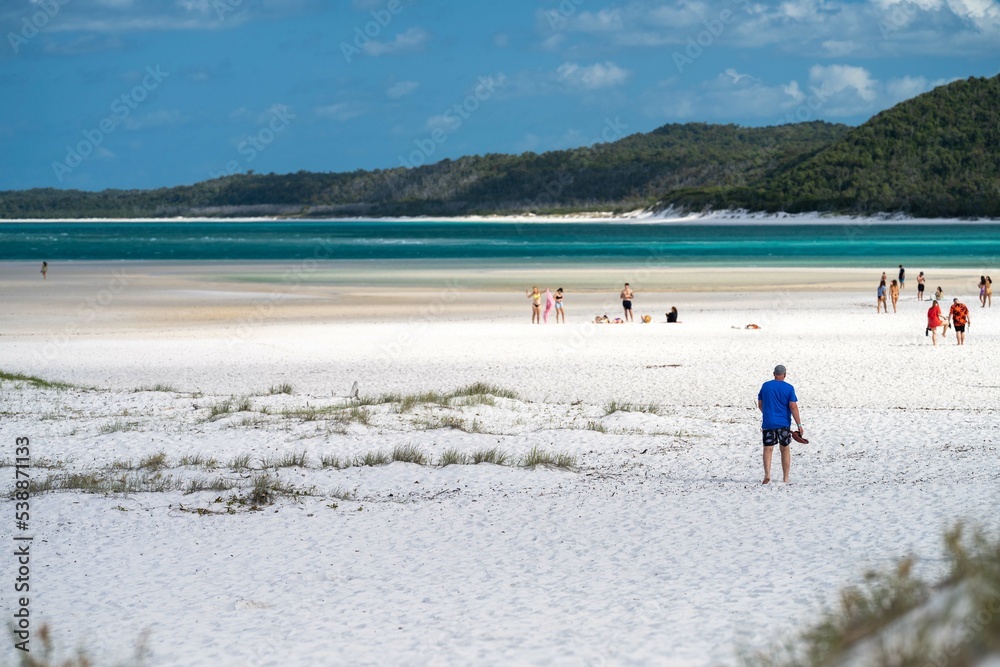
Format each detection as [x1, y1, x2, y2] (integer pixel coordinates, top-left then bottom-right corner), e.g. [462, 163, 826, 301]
[948, 298, 971, 345]
[926, 300, 945, 346]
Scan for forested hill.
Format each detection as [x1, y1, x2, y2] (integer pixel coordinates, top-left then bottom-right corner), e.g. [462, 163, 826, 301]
[662, 75, 1000, 217]
[4, 75, 998, 220]
[0, 122, 848, 219]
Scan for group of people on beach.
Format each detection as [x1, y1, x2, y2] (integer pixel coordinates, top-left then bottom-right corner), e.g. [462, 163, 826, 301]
[525, 283, 680, 325]
[876, 265, 989, 346]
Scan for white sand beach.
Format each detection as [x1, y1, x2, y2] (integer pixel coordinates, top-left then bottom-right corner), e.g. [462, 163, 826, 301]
[1, 261, 998, 666]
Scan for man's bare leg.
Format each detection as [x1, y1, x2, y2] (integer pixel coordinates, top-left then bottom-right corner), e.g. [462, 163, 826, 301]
[780, 445, 791, 483]
[762, 445, 773, 484]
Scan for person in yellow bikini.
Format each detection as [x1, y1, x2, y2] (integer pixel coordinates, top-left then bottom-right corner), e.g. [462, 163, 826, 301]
[526, 286, 543, 324]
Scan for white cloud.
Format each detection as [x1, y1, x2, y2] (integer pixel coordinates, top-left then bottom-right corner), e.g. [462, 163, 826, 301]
[556, 61, 630, 90]
[315, 103, 363, 122]
[537, 0, 1000, 59]
[809, 64, 877, 102]
[572, 9, 625, 31]
[425, 114, 461, 133]
[0, 0, 325, 33]
[821, 40, 862, 56]
[386, 80, 419, 99]
[639, 64, 946, 124]
[364, 27, 430, 56]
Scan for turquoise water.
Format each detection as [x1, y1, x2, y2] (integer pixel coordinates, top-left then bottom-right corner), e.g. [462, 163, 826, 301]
[1, 220, 999, 267]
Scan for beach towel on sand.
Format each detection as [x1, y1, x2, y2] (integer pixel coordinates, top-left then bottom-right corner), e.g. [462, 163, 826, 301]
[543, 288, 554, 323]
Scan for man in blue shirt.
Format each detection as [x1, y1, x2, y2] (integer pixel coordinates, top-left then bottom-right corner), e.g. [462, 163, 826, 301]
[756, 364, 803, 484]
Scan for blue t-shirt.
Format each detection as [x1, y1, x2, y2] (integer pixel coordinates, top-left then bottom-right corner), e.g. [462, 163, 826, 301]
[757, 379, 798, 429]
[877, 284, 886, 297]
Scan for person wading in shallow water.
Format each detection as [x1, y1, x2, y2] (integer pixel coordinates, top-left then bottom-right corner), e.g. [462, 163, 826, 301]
[757, 364, 803, 485]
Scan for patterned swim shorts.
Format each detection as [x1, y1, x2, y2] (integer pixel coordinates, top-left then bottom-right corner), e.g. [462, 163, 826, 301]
[762, 428, 791, 447]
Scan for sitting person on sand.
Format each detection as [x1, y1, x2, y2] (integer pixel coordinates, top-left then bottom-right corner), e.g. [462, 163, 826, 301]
[666, 307, 679, 323]
[935, 286, 944, 300]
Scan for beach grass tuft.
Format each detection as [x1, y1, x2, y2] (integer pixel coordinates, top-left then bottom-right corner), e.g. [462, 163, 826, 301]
[185, 476, 237, 494]
[585, 420, 607, 433]
[9, 624, 149, 667]
[520, 447, 576, 469]
[134, 383, 176, 393]
[269, 383, 293, 395]
[604, 399, 661, 416]
[99, 419, 140, 434]
[451, 382, 520, 400]
[339, 406, 372, 426]
[0, 370, 73, 390]
[320, 454, 346, 469]
[391, 444, 427, 465]
[471, 447, 509, 465]
[355, 450, 390, 467]
[208, 398, 234, 419]
[138, 452, 168, 471]
[745, 522, 1000, 667]
[228, 453, 251, 471]
[438, 449, 469, 466]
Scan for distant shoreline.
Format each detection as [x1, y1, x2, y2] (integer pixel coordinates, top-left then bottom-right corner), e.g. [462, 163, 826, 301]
[1, 211, 998, 225]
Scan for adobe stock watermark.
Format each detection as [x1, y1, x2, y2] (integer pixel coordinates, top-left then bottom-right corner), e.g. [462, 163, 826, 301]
[397, 74, 506, 169]
[673, 0, 751, 73]
[340, 0, 410, 63]
[878, 0, 921, 39]
[51, 65, 170, 182]
[214, 0, 245, 21]
[224, 238, 337, 348]
[544, 0, 588, 31]
[209, 105, 295, 179]
[777, 85, 831, 125]
[515, 116, 628, 227]
[29, 269, 131, 373]
[7, 0, 70, 55]
[375, 280, 462, 368]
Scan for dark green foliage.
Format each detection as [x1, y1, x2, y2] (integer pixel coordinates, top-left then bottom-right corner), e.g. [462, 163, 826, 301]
[665, 74, 1000, 217]
[5, 75, 997, 219]
[0, 123, 848, 218]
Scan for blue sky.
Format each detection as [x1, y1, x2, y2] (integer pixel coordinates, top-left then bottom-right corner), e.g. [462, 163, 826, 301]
[2, 0, 998, 191]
